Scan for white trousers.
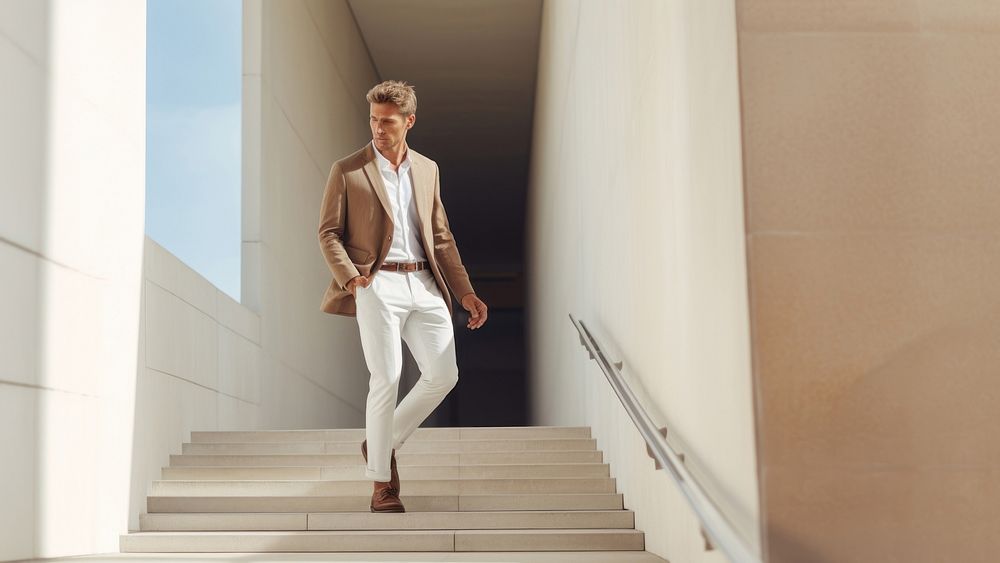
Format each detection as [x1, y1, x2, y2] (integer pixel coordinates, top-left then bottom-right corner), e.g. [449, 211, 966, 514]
[355, 267, 459, 482]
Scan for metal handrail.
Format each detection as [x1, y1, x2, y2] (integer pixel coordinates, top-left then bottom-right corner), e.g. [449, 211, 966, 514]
[569, 313, 760, 563]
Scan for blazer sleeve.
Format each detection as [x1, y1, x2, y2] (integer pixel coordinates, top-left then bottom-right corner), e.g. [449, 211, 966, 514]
[430, 162, 476, 301]
[318, 161, 361, 290]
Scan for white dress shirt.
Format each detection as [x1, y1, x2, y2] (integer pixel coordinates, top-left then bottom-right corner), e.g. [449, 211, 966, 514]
[372, 140, 428, 263]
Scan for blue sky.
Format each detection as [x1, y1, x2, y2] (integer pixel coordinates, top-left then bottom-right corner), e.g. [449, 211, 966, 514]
[146, 0, 242, 301]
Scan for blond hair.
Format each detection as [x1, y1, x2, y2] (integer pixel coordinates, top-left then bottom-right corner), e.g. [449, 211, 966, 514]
[366, 80, 417, 116]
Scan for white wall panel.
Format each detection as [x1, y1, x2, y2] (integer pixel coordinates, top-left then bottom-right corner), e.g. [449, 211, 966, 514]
[527, 1, 761, 561]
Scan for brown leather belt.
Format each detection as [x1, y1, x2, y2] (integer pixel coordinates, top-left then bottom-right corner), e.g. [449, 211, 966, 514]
[380, 261, 429, 272]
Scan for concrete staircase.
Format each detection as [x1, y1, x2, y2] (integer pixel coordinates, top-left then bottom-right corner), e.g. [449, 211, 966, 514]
[120, 426, 648, 553]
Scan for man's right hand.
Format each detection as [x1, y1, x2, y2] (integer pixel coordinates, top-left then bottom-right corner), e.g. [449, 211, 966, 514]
[347, 275, 370, 297]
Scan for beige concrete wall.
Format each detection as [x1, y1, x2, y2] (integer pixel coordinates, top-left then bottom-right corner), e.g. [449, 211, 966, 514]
[737, 1, 1000, 561]
[243, 0, 380, 428]
[527, 1, 760, 560]
[0, 0, 146, 559]
[128, 238, 264, 533]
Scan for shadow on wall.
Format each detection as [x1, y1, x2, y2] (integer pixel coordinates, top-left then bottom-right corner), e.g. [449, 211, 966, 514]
[6, 2, 141, 559]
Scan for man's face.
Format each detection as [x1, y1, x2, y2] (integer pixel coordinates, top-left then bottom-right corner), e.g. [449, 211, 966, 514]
[370, 102, 414, 153]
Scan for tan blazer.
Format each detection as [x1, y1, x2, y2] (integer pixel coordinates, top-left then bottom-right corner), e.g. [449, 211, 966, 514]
[318, 141, 475, 317]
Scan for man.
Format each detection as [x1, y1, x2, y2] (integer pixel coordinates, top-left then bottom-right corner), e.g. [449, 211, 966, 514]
[317, 80, 489, 513]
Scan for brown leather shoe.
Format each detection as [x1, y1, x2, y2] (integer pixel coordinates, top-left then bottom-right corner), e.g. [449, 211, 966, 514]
[361, 439, 399, 492]
[370, 480, 405, 512]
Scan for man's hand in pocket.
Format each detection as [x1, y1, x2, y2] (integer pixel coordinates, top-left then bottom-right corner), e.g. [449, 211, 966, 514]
[348, 275, 370, 298]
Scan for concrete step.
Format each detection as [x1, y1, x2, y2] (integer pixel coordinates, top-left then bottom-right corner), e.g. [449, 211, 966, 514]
[126, 426, 645, 555]
[119, 528, 645, 552]
[191, 425, 592, 443]
[161, 462, 611, 480]
[181, 438, 598, 455]
[150, 477, 617, 496]
[139, 509, 634, 531]
[147, 492, 625, 513]
[169, 449, 604, 466]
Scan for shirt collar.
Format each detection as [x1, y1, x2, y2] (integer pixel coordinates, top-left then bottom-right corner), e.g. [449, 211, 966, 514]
[372, 139, 411, 172]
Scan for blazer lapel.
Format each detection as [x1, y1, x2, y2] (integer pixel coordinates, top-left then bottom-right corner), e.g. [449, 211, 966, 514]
[410, 156, 432, 233]
[362, 143, 393, 221]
